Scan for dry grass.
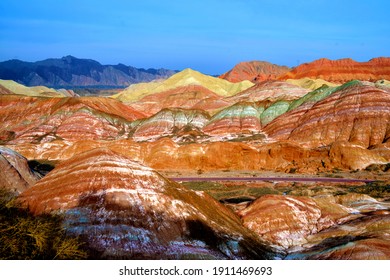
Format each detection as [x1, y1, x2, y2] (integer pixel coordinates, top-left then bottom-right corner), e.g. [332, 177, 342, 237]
[0, 188, 87, 260]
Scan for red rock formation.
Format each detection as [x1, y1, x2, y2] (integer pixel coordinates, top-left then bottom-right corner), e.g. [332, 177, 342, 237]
[278, 57, 390, 83]
[265, 81, 390, 149]
[0, 147, 40, 193]
[130, 85, 230, 116]
[220, 61, 291, 83]
[0, 95, 145, 144]
[17, 147, 274, 259]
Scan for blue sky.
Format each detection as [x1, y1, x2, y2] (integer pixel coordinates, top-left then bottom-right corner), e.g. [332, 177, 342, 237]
[0, 0, 389, 74]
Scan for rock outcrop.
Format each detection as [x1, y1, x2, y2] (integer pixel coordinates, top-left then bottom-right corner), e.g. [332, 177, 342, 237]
[17, 147, 274, 259]
[278, 57, 390, 83]
[0, 147, 40, 194]
[219, 61, 290, 83]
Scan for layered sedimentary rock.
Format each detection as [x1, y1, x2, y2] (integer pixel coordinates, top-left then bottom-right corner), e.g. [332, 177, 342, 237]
[129, 85, 230, 116]
[0, 95, 145, 144]
[17, 148, 274, 259]
[219, 61, 290, 83]
[112, 68, 254, 102]
[238, 194, 354, 250]
[278, 57, 390, 83]
[265, 81, 390, 149]
[131, 108, 210, 141]
[8, 138, 332, 173]
[303, 213, 390, 260]
[203, 103, 263, 136]
[0, 147, 40, 193]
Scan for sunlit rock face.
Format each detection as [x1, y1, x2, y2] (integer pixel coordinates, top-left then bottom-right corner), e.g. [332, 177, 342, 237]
[264, 81, 390, 149]
[238, 194, 353, 250]
[0, 147, 40, 194]
[17, 148, 275, 259]
[0, 95, 145, 144]
[131, 108, 210, 141]
[219, 61, 291, 83]
[278, 57, 390, 83]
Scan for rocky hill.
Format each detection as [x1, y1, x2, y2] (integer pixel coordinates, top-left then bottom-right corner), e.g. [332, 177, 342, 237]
[278, 57, 390, 83]
[219, 61, 290, 83]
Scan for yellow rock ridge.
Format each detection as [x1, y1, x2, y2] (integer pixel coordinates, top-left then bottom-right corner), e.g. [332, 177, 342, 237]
[112, 68, 254, 102]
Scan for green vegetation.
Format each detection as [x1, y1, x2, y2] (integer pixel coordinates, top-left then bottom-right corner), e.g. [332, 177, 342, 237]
[347, 181, 390, 198]
[182, 181, 279, 201]
[0, 189, 87, 260]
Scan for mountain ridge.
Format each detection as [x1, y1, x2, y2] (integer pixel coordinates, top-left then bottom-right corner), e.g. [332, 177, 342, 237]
[0, 55, 178, 88]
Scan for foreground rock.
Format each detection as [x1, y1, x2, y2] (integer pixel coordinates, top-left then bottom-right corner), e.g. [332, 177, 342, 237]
[17, 147, 275, 259]
[238, 193, 390, 259]
[0, 147, 40, 194]
[238, 194, 354, 250]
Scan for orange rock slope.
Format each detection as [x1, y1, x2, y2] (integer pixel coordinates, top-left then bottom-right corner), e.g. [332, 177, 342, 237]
[17, 147, 275, 259]
[278, 57, 390, 83]
[219, 61, 291, 83]
[0, 95, 145, 144]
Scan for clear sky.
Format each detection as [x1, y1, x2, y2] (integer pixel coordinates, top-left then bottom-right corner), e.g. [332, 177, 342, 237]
[0, 0, 389, 74]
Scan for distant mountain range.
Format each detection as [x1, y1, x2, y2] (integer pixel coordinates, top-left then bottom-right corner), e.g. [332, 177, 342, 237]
[0, 55, 178, 88]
